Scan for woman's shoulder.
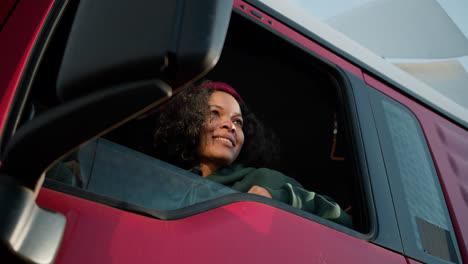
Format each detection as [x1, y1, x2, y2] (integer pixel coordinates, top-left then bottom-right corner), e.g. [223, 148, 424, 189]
[238, 163, 303, 188]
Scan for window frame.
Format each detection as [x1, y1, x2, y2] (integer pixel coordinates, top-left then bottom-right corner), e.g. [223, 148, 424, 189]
[41, 13, 392, 243]
[369, 89, 463, 264]
[338, 69, 403, 252]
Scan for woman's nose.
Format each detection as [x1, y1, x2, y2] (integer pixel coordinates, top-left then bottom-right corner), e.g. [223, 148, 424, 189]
[221, 120, 236, 132]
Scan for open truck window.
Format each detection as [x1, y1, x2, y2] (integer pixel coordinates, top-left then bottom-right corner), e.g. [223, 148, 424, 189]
[21, 7, 370, 234]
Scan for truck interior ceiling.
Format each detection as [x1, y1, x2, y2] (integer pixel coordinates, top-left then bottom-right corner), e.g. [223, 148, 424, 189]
[21, 6, 368, 233]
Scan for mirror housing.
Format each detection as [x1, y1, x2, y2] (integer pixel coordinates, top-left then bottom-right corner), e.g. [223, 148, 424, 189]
[57, 0, 233, 101]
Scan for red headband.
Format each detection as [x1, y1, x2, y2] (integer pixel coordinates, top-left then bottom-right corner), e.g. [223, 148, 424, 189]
[195, 82, 244, 103]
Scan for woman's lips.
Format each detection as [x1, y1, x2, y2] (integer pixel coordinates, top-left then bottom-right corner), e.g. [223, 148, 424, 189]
[213, 136, 234, 147]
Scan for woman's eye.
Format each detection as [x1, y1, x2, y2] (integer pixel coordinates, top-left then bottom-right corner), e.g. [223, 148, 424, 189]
[210, 110, 219, 116]
[234, 119, 243, 127]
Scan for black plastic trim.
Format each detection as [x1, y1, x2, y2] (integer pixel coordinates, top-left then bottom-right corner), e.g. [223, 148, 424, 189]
[369, 90, 463, 264]
[333, 68, 377, 238]
[350, 76, 405, 253]
[43, 178, 362, 236]
[250, 10, 263, 20]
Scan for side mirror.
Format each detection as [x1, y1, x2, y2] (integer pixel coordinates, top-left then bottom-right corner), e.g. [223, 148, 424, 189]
[2, 0, 233, 192]
[57, 0, 233, 101]
[0, 1, 232, 263]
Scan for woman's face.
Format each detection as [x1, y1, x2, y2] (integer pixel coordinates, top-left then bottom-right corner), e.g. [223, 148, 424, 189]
[197, 91, 244, 171]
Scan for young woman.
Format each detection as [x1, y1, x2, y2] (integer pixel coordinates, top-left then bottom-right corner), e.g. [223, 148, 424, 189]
[154, 81, 352, 228]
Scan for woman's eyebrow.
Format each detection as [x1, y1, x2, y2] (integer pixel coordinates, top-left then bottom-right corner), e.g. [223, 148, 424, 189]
[233, 113, 243, 118]
[209, 104, 223, 109]
[209, 105, 242, 117]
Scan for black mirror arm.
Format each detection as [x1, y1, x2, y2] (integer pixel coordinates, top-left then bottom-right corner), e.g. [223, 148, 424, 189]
[0, 79, 172, 191]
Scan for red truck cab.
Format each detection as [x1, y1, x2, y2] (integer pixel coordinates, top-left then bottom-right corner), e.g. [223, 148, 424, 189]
[1, 1, 467, 264]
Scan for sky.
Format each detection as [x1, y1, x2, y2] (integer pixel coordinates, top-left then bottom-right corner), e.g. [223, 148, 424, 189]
[289, 0, 468, 70]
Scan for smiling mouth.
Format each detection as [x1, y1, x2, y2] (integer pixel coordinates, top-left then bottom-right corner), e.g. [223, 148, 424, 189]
[214, 137, 234, 147]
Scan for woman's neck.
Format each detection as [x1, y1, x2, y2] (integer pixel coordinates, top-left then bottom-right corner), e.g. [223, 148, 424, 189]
[198, 162, 221, 177]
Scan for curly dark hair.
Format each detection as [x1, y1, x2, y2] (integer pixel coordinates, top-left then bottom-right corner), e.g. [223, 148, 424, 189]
[154, 81, 280, 170]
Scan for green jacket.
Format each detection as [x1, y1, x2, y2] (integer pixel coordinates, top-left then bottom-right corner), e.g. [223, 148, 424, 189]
[193, 162, 352, 228]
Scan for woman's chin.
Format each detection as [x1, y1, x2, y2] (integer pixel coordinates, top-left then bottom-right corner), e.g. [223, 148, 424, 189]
[211, 155, 236, 167]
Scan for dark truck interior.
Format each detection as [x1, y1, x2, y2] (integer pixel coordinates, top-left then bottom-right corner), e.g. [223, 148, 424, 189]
[22, 6, 367, 233]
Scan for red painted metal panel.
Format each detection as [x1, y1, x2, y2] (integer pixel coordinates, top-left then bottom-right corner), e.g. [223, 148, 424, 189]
[405, 258, 423, 264]
[37, 188, 406, 264]
[0, 0, 54, 140]
[233, 0, 363, 79]
[364, 73, 468, 263]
